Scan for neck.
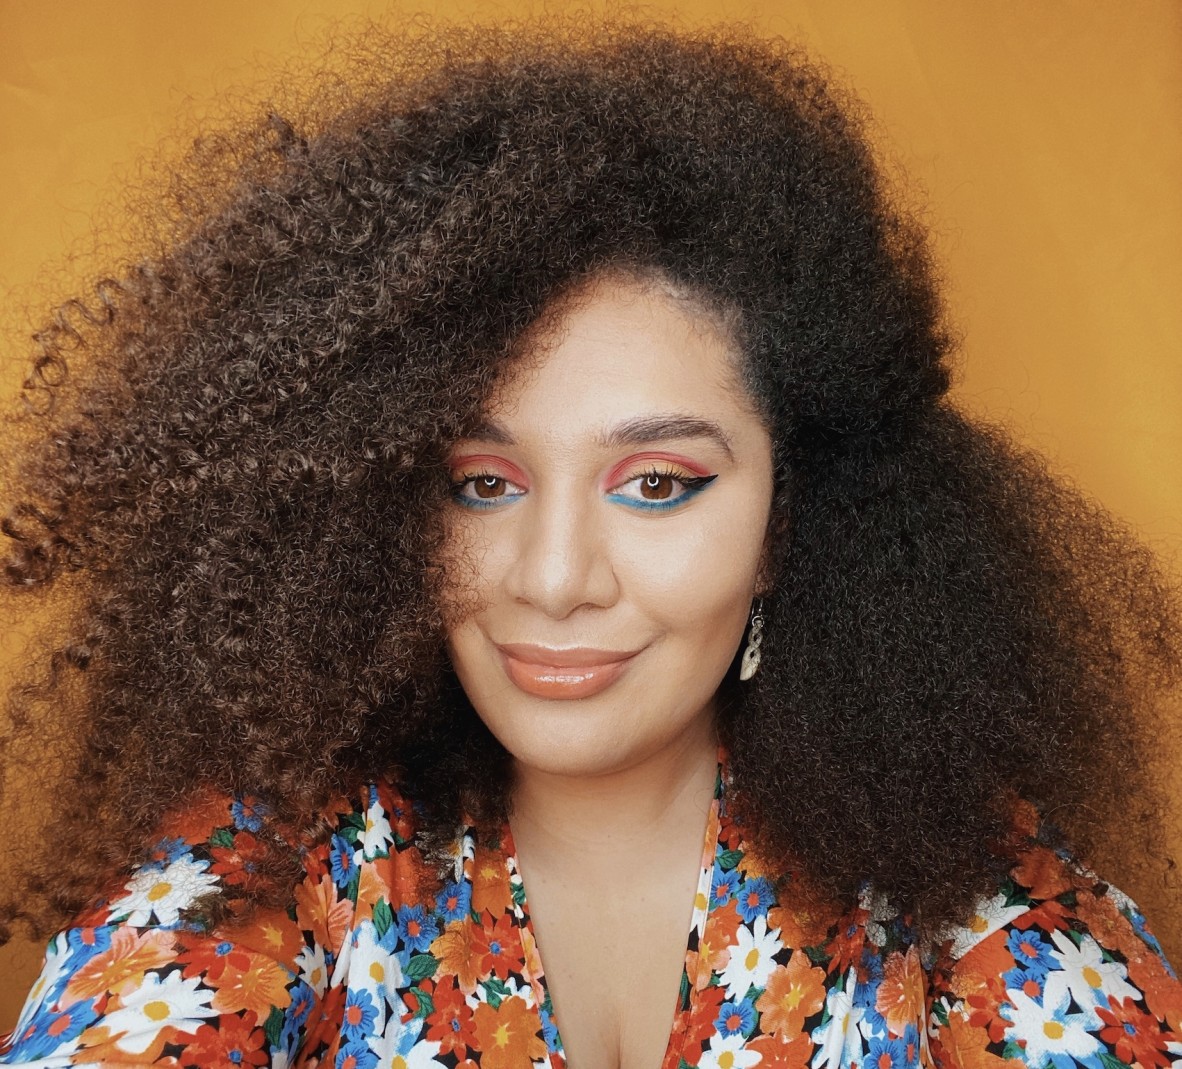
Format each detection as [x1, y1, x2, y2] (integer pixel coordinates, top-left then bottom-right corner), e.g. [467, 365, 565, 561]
[508, 718, 720, 859]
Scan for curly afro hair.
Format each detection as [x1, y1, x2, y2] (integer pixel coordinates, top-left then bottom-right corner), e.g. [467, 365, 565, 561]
[2, 20, 1180, 942]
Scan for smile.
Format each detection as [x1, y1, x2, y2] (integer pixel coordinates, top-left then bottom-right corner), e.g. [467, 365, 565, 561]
[496, 643, 642, 700]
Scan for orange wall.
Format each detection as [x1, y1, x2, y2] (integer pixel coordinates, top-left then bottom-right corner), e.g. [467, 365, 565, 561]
[1, 0, 1179, 1020]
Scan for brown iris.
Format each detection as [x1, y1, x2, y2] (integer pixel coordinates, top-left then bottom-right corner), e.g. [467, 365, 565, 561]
[640, 474, 675, 500]
[473, 476, 506, 499]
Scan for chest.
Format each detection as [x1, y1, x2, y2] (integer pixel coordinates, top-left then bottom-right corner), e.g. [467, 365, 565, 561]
[300, 790, 921, 1069]
[520, 865, 705, 1069]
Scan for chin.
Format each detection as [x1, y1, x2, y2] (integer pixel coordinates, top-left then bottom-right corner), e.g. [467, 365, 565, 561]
[486, 694, 708, 782]
[494, 717, 639, 778]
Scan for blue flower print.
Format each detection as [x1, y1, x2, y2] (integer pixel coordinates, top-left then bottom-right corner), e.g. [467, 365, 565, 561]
[1006, 928, 1056, 976]
[868, 1035, 913, 1069]
[1003, 965, 1046, 1001]
[1126, 907, 1171, 970]
[4, 997, 100, 1061]
[854, 948, 886, 1012]
[735, 876, 776, 923]
[540, 1005, 562, 1052]
[341, 989, 378, 1042]
[711, 867, 740, 908]
[231, 797, 266, 832]
[329, 833, 358, 888]
[715, 998, 757, 1037]
[436, 878, 472, 922]
[396, 903, 439, 953]
[335, 1039, 379, 1069]
[151, 835, 194, 863]
[64, 925, 113, 961]
[279, 980, 318, 1056]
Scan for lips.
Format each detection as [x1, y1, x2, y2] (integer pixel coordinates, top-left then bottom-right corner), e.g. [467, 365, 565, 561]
[496, 643, 641, 700]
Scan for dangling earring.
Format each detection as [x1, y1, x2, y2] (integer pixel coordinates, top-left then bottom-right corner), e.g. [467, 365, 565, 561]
[739, 598, 765, 682]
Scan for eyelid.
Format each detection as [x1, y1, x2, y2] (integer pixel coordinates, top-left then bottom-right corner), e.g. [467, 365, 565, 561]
[602, 451, 713, 490]
[447, 453, 530, 488]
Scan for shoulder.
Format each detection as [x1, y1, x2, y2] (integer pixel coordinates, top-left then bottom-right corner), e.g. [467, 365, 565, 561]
[0, 776, 435, 1066]
[928, 835, 1182, 1069]
[295, 778, 441, 940]
[70, 777, 430, 928]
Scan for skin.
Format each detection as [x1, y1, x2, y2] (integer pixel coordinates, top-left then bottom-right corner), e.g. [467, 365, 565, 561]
[443, 272, 775, 1068]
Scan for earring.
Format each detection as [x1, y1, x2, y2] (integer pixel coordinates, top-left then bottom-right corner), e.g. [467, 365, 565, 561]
[739, 599, 765, 682]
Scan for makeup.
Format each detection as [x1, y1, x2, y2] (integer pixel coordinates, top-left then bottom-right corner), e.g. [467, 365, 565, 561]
[496, 643, 641, 700]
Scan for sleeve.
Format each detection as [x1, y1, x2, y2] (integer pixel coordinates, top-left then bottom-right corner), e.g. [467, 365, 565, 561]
[926, 841, 1182, 1069]
[0, 792, 333, 1068]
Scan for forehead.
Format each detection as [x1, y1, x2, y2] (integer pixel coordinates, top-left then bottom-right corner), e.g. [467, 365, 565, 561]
[482, 274, 762, 441]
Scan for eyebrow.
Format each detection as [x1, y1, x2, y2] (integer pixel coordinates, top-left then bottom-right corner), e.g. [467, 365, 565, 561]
[465, 414, 735, 460]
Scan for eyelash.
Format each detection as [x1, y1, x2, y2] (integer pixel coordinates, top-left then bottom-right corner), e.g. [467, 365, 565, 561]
[448, 466, 718, 512]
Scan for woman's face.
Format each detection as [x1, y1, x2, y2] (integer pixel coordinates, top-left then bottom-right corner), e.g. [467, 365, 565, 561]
[443, 273, 775, 779]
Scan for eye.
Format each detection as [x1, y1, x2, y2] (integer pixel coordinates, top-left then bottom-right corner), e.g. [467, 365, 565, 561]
[450, 472, 528, 509]
[606, 467, 718, 512]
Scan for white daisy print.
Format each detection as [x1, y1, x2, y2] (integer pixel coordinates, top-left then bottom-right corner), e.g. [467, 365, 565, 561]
[945, 893, 1029, 961]
[295, 939, 329, 995]
[720, 913, 783, 999]
[360, 793, 395, 860]
[94, 971, 215, 1055]
[812, 976, 866, 1069]
[106, 854, 220, 926]
[1000, 985, 1103, 1069]
[699, 1032, 761, 1069]
[1044, 929, 1140, 1026]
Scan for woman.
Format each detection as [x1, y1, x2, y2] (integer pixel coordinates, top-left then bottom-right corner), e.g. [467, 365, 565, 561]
[1, 21, 1180, 1069]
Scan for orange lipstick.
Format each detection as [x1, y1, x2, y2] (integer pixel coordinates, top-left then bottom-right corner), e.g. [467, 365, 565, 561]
[497, 643, 640, 700]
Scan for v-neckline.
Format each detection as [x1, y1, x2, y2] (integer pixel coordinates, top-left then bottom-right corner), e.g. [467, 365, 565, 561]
[496, 762, 725, 1069]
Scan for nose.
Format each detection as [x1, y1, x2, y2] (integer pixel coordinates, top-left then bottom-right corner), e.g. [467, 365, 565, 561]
[503, 490, 620, 619]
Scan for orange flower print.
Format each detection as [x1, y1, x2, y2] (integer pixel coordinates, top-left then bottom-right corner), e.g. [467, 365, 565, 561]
[471, 846, 513, 917]
[698, 900, 743, 982]
[827, 909, 869, 976]
[673, 982, 727, 1054]
[472, 913, 526, 981]
[472, 996, 548, 1069]
[355, 856, 395, 920]
[521, 919, 544, 981]
[294, 873, 353, 952]
[940, 1009, 1025, 1069]
[163, 789, 236, 842]
[1096, 996, 1173, 1069]
[384, 788, 417, 842]
[756, 953, 826, 1038]
[875, 946, 925, 1037]
[426, 975, 477, 1058]
[1011, 900, 1071, 936]
[230, 907, 305, 966]
[1010, 846, 1073, 901]
[177, 934, 292, 1018]
[746, 1031, 813, 1069]
[209, 831, 269, 888]
[208, 951, 294, 1017]
[64, 927, 178, 1001]
[1129, 952, 1182, 1033]
[432, 918, 484, 995]
[718, 812, 744, 852]
[181, 1014, 269, 1068]
[950, 931, 1016, 1003]
[766, 904, 808, 951]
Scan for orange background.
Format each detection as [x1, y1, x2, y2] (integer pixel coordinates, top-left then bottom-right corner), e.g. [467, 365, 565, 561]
[1, 0, 1179, 1020]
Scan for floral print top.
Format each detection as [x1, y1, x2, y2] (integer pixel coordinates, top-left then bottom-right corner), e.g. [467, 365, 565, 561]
[2, 765, 1180, 1069]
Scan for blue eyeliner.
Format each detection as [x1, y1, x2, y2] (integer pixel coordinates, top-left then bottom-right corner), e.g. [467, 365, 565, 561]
[605, 474, 718, 512]
[450, 472, 719, 511]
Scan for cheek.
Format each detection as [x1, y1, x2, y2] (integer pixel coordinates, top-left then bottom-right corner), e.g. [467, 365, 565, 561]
[613, 500, 766, 633]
